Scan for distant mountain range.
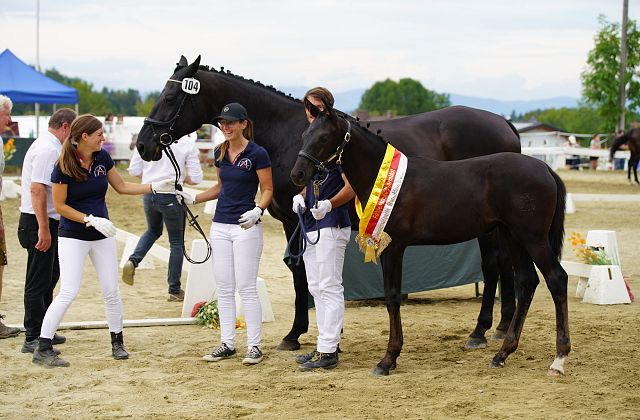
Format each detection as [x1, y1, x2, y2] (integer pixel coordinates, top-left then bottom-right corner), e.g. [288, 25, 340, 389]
[277, 85, 579, 116]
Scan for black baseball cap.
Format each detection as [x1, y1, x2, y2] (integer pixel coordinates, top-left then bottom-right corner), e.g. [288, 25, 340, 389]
[213, 102, 248, 127]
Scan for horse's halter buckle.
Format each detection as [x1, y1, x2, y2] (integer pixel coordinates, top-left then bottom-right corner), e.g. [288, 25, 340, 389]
[298, 116, 351, 171]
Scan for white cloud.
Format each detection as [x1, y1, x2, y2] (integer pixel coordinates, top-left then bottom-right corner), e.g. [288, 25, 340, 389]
[2, 0, 636, 100]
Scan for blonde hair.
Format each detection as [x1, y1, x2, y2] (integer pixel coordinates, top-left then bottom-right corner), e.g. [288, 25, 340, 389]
[58, 114, 103, 181]
[215, 119, 255, 163]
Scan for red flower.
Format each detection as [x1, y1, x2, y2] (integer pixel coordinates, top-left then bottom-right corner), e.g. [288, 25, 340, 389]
[191, 301, 207, 317]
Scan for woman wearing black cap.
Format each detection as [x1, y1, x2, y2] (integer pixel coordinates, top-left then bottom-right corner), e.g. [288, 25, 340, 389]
[178, 103, 273, 365]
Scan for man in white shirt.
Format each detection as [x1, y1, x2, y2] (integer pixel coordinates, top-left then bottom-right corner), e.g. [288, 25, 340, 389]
[123, 134, 203, 301]
[0, 94, 20, 339]
[18, 108, 76, 353]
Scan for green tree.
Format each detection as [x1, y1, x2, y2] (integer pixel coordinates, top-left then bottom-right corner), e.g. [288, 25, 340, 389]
[518, 106, 605, 142]
[135, 92, 160, 116]
[359, 78, 450, 116]
[581, 15, 640, 132]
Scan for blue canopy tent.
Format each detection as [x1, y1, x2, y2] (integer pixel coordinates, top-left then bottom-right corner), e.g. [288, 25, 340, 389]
[0, 49, 78, 136]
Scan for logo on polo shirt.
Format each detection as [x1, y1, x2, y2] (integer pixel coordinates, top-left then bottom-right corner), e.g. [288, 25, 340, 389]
[237, 158, 252, 170]
[94, 165, 107, 177]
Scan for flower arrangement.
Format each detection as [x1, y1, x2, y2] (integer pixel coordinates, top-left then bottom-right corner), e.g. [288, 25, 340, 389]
[3, 138, 16, 162]
[191, 300, 246, 329]
[568, 232, 613, 265]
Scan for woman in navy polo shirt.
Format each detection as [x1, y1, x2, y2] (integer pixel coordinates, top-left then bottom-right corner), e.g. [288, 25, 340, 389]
[292, 87, 356, 371]
[178, 103, 273, 366]
[32, 114, 175, 368]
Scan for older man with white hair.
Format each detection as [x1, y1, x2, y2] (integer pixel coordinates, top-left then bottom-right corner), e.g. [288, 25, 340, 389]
[18, 107, 77, 354]
[0, 94, 21, 339]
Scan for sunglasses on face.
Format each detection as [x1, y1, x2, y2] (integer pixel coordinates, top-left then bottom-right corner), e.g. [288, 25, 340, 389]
[304, 98, 324, 118]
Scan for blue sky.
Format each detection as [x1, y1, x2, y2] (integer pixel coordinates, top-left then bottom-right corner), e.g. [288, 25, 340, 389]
[1, 0, 636, 100]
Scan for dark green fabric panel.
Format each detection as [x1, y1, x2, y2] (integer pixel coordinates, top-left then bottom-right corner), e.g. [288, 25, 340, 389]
[343, 232, 483, 300]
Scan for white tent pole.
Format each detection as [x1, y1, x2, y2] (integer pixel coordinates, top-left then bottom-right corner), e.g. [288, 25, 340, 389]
[36, 0, 41, 137]
[35, 103, 40, 137]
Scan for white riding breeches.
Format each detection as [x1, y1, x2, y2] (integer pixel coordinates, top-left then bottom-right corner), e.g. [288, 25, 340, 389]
[40, 237, 123, 339]
[210, 222, 263, 350]
[303, 226, 350, 353]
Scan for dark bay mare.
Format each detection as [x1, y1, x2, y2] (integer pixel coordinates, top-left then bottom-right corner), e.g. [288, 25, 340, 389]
[136, 55, 521, 350]
[291, 108, 570, 376]
[610, 128, 640, 184]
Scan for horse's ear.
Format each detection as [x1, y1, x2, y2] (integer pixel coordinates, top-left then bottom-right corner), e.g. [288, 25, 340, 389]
[185, 55, 201, 77]
[178, 56, 188, 67]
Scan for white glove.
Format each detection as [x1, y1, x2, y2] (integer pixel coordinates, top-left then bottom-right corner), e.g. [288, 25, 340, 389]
[292, 194, 306, 214]
[176, 190, 196, 205]
[151, 178, 176, 194]
[310, 200, 332, 220]
[238, 206, 263, 229]
[84, 215, 116, 238]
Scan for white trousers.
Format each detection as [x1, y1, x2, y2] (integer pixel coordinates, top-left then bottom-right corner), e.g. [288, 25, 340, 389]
[303, 226, 350, 353]
[210, 222, 263, 349]
[40, 237, 123, 339]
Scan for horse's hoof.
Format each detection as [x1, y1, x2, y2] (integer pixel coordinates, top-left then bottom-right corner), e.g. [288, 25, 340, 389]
[464, 337, 487, 349]
[372, 366, 390, 376]
[390, 361, 397, 370]
[547, 368, 564, 377]
[275, 340, 300, 351]
[491, 330, 507, 340]
[489, 357, 505, 369]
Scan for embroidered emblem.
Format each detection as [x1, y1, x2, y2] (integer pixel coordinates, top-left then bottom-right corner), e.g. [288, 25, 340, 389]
[94, 165, 107, 177]
[223, 106, 230, 112]
[237, 158, 252, 170]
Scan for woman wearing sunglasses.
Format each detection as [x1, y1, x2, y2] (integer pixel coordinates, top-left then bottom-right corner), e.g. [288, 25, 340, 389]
[292, 87, 355, 371]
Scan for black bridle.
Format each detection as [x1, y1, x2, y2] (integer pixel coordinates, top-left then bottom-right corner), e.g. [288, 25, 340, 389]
[143, 79, 190, 147]
[297, 116, 351, 171]
[144, 77, 212, 264]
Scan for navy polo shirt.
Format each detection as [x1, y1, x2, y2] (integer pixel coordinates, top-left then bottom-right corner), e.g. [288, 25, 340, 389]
[51, 149, 114, 241]
[303, 166, 351, 231]
[213, 141, 271, 224]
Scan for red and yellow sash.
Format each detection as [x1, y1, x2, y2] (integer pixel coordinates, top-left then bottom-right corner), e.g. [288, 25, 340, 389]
[355, 144, 408, 263]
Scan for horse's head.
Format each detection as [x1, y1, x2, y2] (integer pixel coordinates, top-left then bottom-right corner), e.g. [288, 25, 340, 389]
[137, 55, 206, 161]
[290, 106, 350, 186]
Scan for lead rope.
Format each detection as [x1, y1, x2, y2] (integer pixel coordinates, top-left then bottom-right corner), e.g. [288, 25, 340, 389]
[285, 170, 328, 265]
[163, 146, 212, 264]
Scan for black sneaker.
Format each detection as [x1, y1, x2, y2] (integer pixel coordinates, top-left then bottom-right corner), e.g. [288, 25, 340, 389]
[52, 333, 66, 345]
[32, 347, 70, 368]
[112, 342, 129, 360]
[299, 351, 339, 371]
[202, 343, 236, 362]
[122, 260, 136, 286]
[295, 350, 318, 364]
[0, 314, 20, 339]
[242, 346, 263, 365]
[21, 338, 61, 355]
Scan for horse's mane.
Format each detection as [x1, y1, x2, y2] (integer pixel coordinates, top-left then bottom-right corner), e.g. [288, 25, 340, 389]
[197, 64, 302, 105]
[335, 109, 389, 144]
[610, 132, 630, 159]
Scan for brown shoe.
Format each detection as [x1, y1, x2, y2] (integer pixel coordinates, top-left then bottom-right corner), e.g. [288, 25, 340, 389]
[122, 260, 135, 286]
[167, 289, 185, 302]
[0, 314, 21, 339]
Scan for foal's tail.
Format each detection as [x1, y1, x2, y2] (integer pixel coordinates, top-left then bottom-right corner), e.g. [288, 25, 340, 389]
[548, 168, 566, 260]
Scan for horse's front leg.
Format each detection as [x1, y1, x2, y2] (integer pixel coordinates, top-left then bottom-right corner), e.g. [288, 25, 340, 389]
[277, 224, 309, 351]
[373, 244, 406, 376]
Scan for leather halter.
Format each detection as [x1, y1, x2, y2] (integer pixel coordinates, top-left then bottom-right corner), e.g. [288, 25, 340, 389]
[297, 116, 351, 170]
[142, 78, 190, 147]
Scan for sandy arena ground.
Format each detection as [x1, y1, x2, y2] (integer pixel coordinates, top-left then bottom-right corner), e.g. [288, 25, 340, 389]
[0, 168, 638, 419]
